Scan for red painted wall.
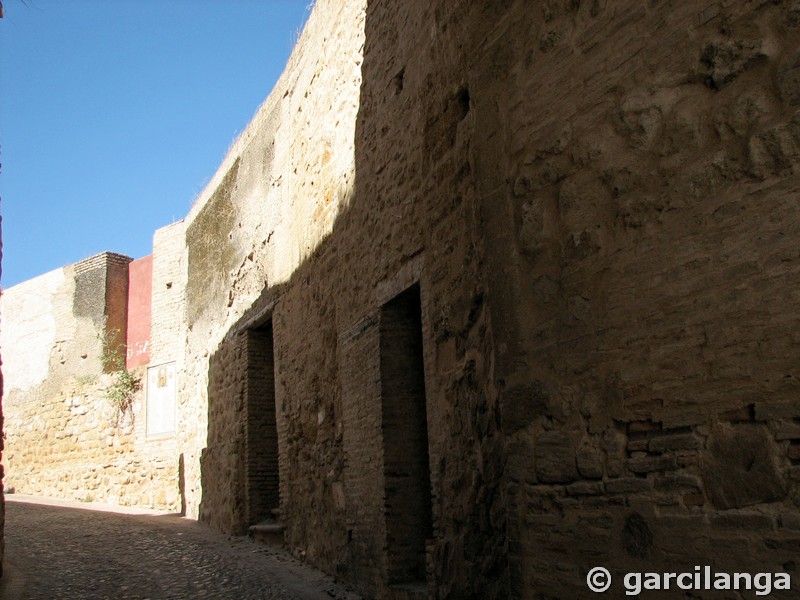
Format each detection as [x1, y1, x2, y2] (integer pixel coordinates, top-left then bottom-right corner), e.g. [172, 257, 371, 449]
[126, 255, 152, 369]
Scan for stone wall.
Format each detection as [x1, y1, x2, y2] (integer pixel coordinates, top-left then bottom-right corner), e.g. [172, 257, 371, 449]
[181, 0, 365, 534]
[150, 222, 186, 368]
[3, 373, 180, 508]
[462, 1, 800, 597]
[183, 0, 800, 597]
[5, 1, 800, 598]
[182, 0, 506, 595]
[1, 253, 180, 511]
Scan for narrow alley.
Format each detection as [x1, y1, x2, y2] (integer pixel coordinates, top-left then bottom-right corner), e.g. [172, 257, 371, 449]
[1, 497, 361, 600]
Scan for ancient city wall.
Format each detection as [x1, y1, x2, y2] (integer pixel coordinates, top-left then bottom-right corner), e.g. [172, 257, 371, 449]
[1, 253, 180, 510]
[4, 1, 800, 598]
[188, 0, 800, 598]
[184, 0, 506, 595]
[180, 0, 365, 532]
[456, 1, 800, 598]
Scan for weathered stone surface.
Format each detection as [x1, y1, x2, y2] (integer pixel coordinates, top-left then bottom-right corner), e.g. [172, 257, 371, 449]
[757, 402, 800, 422]
[699, 39, 768, 89]
[507, 440, 536, 483]
[628, 454, 677, 474]
[774, 422, 800, 441]
[576, 443, 604, 479]
[702, 426, 786, 510]
[606, 478, 651, 495]
[5, 1, 800, 598]
[1, 254, 179, 512]
[778, 50, 800, 106]
[565, 481, 603, 496]
[788, 444, 800, 461]
[502, 381, 550, 432]
[780, 512, 800, 530]
[712, 512, 776, 530]
[653, 474, 702, 494]
[603, 429, 628, 478]
[747, 114, 800, 179]
[622, 512, 653, 559]
[535, 431, 578, 484]
[648, 433, 701, 453]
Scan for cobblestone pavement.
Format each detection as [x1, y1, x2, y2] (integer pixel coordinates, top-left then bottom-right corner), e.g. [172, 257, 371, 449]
[1, 496, 362, 600]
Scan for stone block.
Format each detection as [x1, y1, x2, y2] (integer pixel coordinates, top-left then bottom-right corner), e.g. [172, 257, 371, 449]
[682, 494, 705, 507]
[605, 478, 651, 495]
[780, 512, 800, 531]
[622, 512, 653, 559]
[756, 403, 800, 421]
[711, 512, 776, 530]
[507, 439, 537, 483]
[774, 423, 800, 441]
[602, 429, 627, 478]
[576, 444, 604, 479]
[653, 474, 702, 493]
[718, 405, 754, 423]
[777, 49, 800, 106]
[566, 481, 603, 496]
[699, 39, 767, 89]
[648, 433, 701, 453]
[661, 412, 708, 429]
[628, 420, 661, 433]
[628, 454, 677, 474]
[747, 117, 800, 179]
[626, 439, 648, 453]
[702, 425, 786, 510]
[535, 431, 577, 484]
[502, 381, 550, 432]
[783, 442, 800, 462]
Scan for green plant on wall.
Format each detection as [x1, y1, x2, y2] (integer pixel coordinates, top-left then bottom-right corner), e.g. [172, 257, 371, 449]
[100, 327, 140, 421]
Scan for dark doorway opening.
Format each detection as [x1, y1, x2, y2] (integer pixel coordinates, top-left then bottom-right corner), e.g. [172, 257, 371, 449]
[380, 284, 433, 585]
[245, 322, 279, 526]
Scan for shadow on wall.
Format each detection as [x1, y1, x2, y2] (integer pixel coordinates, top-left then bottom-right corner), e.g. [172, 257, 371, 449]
[196, 0, 800, 599]
[196, 0, 509, 598]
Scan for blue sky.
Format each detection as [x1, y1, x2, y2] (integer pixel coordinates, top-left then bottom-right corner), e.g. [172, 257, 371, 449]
[0, 0, 313, 288]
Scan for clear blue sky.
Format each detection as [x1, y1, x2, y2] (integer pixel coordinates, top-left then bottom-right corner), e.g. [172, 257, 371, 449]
[0, 0, 313, 288]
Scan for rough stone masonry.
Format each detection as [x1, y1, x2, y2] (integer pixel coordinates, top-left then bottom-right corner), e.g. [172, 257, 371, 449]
[2, 1, 800, 598]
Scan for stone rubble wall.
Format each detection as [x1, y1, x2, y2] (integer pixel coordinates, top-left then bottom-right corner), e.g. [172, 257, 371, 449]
[183, 0, 506, 595]
[180, 0, 365, 532]
[4, 1, 800, 598]
[1, 254, 180, 512]
[187, 0, 800, 597]
[4, 375, 179, 509]
[458, 1, 800, 597]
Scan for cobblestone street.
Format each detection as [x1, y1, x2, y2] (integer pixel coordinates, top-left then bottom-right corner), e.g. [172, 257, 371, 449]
[1, 497, 361, 600]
